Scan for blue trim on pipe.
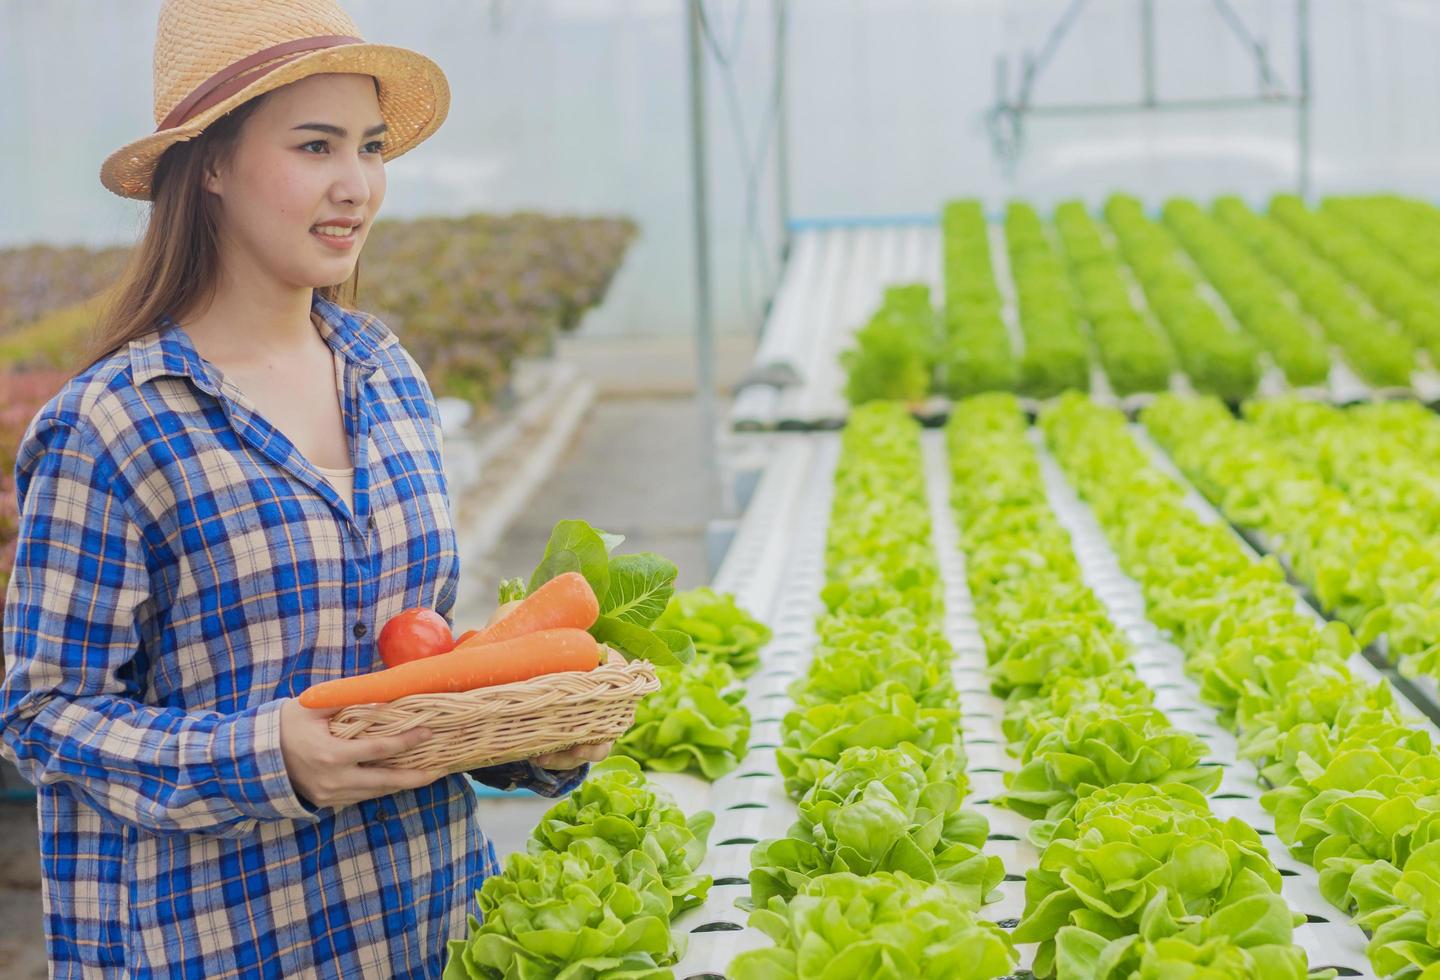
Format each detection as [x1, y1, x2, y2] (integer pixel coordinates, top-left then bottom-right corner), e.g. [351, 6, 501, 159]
[1, 788, 36, 802]
[787, 213, 939, 231]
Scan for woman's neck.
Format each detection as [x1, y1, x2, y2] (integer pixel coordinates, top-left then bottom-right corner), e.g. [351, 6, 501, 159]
[180, 275, 319, 366]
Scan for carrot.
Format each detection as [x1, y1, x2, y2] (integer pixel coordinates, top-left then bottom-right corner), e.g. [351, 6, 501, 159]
[298, 628, 601, 709]
[462, 572, 600, 648]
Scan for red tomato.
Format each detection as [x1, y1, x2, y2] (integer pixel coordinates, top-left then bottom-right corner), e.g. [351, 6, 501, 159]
[378, 608, 455, 668]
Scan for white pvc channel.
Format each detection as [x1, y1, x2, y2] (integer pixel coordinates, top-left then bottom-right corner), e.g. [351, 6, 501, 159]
[922, 430, 1039, 971]
[665, 434, 839, 978]
[1031, 428, 1376, 978]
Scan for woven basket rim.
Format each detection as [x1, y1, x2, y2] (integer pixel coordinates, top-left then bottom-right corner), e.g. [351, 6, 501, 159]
[326, 646, 661, 773]
[331, 646, 653, 720]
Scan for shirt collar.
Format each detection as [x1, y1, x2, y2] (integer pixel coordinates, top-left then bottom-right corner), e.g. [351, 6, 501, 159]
[129, 292, 392, 389]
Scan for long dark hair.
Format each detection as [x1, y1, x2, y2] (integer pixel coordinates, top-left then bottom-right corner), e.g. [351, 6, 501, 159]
[84, 92, 360, 371]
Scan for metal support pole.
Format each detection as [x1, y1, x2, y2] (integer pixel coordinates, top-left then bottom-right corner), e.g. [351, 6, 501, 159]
[687, 0, 720, 516]
[773, 0, 792, 262]
[1296, 0, 1312, 198]
[1141, 0, 1156, 107]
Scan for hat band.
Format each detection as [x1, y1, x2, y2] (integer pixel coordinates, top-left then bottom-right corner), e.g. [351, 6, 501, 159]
[157, 34, 364, 132]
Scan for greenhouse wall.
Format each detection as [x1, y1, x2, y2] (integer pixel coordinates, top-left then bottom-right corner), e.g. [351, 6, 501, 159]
[2, 0, 1438, 338]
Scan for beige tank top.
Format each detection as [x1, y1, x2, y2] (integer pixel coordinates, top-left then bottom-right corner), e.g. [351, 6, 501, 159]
[312, 345, 355, 511]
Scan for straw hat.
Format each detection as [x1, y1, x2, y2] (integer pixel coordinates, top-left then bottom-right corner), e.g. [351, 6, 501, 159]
[100, 0, 450, 200]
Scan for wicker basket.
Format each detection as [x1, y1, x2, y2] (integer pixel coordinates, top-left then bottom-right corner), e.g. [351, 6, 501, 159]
[326, 648, 658, 774]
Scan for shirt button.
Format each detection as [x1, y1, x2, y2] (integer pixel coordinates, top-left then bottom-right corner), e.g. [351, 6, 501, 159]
[353, 622, 368, 638]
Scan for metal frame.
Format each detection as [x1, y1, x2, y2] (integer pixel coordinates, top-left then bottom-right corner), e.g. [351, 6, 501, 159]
[987, 0, 1313, 195]
[687, 0, 792, 518]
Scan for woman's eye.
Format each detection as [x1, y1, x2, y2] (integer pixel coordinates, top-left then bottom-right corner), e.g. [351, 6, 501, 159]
[300, 140, 386, 154]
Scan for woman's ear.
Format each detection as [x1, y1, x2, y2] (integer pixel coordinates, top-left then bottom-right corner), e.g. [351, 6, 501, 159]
[203, 159, 223, 196]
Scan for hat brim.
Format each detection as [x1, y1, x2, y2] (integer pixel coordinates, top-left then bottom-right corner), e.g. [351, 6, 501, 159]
[100, 42, 450, 201]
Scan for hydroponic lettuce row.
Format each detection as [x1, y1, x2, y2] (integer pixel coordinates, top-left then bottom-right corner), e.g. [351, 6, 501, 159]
[1104, 195, 1262, 402]
[840, 283, 937, 406]
[946, 394, 1316, 979]
[1212, 196, 1417, 389]
[1271, 195, 1440, 361]
[1005, 201, 1092, 397]
[838, 195, 1438, 415]
[609, 587, 768, 780]
[1052, 200, 1174, 396]
[941, 200, 1019, 397]
[444, 757, 713, 979]
[1041, 393, 1432, 978]
[653, 587, 772, 679]
[613, 654, 751, 780]
[731, 872, 1016, 980]
[1327, 195, 1440, 284]
[1142, 395, 1440, 680]
[1162, 199, 1331, 387]
[731, 402, 1016, 977]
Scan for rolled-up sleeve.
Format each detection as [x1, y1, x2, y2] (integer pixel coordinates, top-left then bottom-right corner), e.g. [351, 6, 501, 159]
[0, 417, 318, 836]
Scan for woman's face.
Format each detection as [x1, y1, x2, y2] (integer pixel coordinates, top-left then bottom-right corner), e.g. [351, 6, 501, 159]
[205, 73, 387, 290]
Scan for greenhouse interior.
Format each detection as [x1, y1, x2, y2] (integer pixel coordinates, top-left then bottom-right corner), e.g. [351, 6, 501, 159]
[6, 0, 1440, 978]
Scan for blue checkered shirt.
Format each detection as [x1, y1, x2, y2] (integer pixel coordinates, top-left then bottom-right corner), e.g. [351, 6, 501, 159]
[0, 295, 585, 978]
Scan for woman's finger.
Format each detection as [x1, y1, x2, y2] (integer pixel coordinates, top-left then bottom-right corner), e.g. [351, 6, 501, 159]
[339, 726, 434, 765]
[579, 742, 612, 762]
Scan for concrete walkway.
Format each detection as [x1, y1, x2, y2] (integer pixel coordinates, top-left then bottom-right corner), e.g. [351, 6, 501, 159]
[461, 393, 718, 857]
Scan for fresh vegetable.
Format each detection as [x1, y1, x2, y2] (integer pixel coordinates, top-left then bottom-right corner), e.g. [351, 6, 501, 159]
[1012, 783, 1287, 975]
[1105, 194, 1261, 401]
[1040, 393, 1417, 978]
[840, 283, 937, 406]
[732, 402, 1018, 978]
[298, 628, 600, 708]
[948, 394, 1315, 978]
[460, 571, 599, 648]
[749, 744, 1001, 907]
[444, 757, 713, 979]
[1163, 198, 1331, 387]
[1057, 891, 1323, 980]
[730, 871, 1017, 980]
[1052, 200, 1174, 396]
[1006, 201, 1092, 397]
[940, 199, 1019, 396]
[613, 655, 750, 779]
[1144, 394, 1440, 679]
[1273, 194, 1440, 359]
[507, 520, 694, 667]
[527, 757, 715, 913]
[376, 607, 455, 668]
[1213, 196, 1416, 388]
[653, 587, 770, 678]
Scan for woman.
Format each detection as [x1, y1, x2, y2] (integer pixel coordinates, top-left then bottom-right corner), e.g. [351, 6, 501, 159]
[0, 1, 607, 976]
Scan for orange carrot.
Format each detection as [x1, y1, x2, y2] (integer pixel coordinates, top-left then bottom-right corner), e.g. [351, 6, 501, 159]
[298, 628, 601, 709]
[462, 572, 600, 648]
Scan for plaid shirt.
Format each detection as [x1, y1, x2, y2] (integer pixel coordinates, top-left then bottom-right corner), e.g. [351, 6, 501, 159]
[0, 295, 585, 978]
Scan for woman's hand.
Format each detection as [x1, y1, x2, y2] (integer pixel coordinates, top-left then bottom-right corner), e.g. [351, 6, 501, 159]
[531, 740, 613, 770]
[278, 697, 444, 809]
[489, 597, 613, 770]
